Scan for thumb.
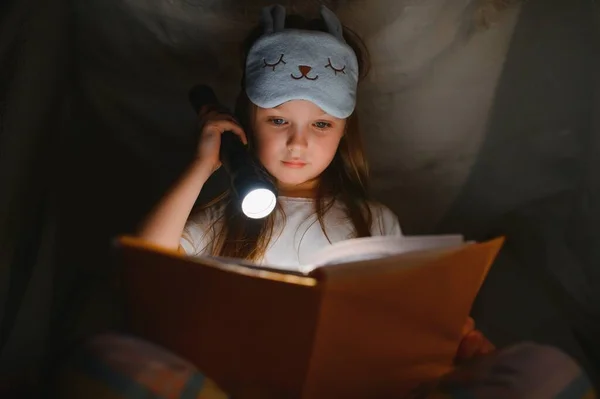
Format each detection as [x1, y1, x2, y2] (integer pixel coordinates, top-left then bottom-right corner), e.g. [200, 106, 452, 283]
[456, 332, 480, 361]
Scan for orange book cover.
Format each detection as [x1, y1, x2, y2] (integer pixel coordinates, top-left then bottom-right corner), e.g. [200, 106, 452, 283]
[116, 236, 503, 398]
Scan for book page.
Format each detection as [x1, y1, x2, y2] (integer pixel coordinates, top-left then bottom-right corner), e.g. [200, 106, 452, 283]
[196, 254, 308, 277]
[303, 234, 465, 271]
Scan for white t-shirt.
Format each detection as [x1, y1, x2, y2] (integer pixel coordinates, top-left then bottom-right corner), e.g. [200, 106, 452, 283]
[180, 196, 402, 272]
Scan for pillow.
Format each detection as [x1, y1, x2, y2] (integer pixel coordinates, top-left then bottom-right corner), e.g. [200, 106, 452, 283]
[56, 332, 228, 399]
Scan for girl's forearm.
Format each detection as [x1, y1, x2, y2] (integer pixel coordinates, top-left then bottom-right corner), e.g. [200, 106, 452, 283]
[136, 160, 212, 250]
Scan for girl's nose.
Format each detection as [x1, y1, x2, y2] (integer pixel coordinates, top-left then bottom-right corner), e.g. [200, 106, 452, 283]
[287, 127, 308, 149]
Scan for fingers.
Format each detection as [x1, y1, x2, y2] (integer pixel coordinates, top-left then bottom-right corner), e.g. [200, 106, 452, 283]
[201, 112, 247, 145]
[203, 120, 247, 144]
[468, 331, 495, 355]
[480, 335, 496, 354]
[461, 317, 476, 336]
[456, 331, 481, 361]
[455, 330, 496, 364]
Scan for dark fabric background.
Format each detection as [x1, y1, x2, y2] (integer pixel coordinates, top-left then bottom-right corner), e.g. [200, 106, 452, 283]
[0, 0, 598, 393]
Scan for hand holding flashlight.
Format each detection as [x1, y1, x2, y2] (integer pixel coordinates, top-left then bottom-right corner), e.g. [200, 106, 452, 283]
[195, 104, 247, 175]
[189, 85, 278, 219]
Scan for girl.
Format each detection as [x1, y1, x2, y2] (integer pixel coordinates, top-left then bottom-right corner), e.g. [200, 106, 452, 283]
[137, 5, 401, 270]
[137, 3, 492, 355]
[58, 7, 595, 399]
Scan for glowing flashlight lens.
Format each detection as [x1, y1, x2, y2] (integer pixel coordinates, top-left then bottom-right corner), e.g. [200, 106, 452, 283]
[241, 188, 277, 219]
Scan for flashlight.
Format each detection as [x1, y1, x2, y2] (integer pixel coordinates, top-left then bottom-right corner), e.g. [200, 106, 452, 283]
[188, 84, 277, 219]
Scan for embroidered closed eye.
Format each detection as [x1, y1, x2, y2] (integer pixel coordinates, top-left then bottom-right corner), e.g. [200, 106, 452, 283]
[263, 54, 286, 71]
[325, 58, 346, 75]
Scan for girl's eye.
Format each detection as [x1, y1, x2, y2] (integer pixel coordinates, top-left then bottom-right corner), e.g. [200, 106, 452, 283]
[269, 118, 286, 126]
[314, 121, 332, 129]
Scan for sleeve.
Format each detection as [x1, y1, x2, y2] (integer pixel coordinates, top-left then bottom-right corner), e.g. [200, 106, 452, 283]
[179, 208, 220, 256]
[369, 202, 402, 237]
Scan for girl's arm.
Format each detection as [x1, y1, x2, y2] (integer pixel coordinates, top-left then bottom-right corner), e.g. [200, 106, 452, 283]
[136, 107, 247, 251]
[136, 160, 212, 250]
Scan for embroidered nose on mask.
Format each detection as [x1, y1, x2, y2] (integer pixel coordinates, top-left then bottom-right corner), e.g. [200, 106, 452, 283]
[292, 65, 318, 81]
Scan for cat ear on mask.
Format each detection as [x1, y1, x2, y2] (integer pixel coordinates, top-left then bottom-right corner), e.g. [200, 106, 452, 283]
[320, 5, 345, 42]
[260, 4, 286, 34]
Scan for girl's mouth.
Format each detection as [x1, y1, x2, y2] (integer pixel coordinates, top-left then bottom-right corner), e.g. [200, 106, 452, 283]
[282, 160, 307, 168]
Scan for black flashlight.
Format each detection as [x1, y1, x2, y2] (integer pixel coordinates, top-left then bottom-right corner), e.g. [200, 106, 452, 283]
[188, 84, 277, 219]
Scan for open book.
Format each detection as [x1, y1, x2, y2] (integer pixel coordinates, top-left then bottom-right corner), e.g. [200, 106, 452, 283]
[116, 234, 503, 398]
[204, 234, 468, 274]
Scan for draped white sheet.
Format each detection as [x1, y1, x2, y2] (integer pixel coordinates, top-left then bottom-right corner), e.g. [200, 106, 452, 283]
[1, 0, 598, 389]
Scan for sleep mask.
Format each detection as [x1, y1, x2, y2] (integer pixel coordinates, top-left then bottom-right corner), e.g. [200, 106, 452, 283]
[245, 5, 359, 119]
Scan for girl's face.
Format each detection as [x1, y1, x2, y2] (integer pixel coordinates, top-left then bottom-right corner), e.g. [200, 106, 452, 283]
[252, 100, 346, 193]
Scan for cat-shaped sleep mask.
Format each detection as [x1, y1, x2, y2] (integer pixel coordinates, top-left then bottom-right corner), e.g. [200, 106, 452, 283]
[245, 4, 359, 119]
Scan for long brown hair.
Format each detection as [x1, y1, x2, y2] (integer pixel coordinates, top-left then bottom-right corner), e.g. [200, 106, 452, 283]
[199, 12, 373, 262]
